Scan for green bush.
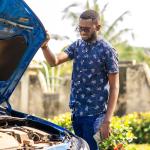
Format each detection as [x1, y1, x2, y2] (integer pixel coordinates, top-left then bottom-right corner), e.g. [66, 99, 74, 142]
[99, 116, 135, 150]
[122, 112, 150, 144]
[126, 144, 150, 150]
[49, 112, 73, 132]
[50, 112, 150, 149]
[50, 113, 135, 150]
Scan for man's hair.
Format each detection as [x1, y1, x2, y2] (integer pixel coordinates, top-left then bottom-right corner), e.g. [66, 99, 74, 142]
[80, 9, 100, 21]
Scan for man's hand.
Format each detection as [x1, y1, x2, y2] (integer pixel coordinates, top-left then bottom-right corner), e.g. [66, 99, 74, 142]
[100, 121, 111, 139]
[41, 31, 50, 49]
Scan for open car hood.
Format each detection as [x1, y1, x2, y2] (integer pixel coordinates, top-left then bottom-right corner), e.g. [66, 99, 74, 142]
[0, 0, 46, 105]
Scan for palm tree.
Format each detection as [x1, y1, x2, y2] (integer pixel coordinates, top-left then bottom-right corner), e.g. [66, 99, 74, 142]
[40, 0, 134, 94]
[62, 0, 133, 49]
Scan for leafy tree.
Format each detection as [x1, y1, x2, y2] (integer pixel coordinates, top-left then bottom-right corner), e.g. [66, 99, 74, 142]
[62, 0, 150, 66]
[40, 0, 150, 91]
[62, 0, 133, 49]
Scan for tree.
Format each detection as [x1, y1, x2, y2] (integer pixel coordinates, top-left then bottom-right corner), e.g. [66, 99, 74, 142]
[62, 0, 133, 49]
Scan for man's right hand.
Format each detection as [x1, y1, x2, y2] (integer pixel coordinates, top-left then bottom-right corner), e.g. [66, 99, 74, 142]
[41, 31, 50, 49]
[41, 30, 70, 66]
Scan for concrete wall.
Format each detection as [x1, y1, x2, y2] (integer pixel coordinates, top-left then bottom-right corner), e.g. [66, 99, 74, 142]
[10, 71, 71, 118]
[10, 62, 150, 118]
[116, 62, 150, 115]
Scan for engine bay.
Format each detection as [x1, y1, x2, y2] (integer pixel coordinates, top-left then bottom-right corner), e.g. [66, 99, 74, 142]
[0, 116, 70, 150]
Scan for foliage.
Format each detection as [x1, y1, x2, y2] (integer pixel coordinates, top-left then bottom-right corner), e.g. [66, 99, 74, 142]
[99, 116, 135, 150]
[62, 0, 133, 48]
[42, 0, 150, 78]
[126, 144, 150, 150]
[40, 61, 62, 93]
[61, 0, 150, 72]
[39, 58, 73, 93]
[50, 112, 73, 132]
[50, 112, 134, 150]
[50, 112, 150, 149]
[118, 45, 150, 66]
[122, 112, 150, 144]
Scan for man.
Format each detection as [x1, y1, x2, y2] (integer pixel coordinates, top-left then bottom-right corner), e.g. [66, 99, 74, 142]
[41, 10, 119, 150]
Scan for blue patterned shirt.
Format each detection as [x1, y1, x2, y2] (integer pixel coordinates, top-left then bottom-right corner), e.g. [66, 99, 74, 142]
[64, 37, 119, 116]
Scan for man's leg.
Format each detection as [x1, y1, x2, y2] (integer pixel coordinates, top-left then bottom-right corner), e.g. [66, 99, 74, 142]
[82, 115, 99, 150]
[72, 114, 104, 150]
[72, 114, 83, 138]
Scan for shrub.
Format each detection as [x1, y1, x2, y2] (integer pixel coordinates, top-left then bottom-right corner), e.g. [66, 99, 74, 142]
[49, 112, 73, 132]
[122, 112, 150, 144]
[99, 116, 135, 150]
[50, 112, 150, 149]
[50, 112, 135, 150]
[126, 144, 150, 150]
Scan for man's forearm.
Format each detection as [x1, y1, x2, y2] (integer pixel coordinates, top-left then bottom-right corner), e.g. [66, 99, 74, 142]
[42, 46, 57, 67]
[41, 32, 70, 66]
[104, 86, 119, 123]
[103, 73, 119, 123]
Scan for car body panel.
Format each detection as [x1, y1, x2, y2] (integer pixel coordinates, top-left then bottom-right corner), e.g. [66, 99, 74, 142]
[0, 0, 46, 104]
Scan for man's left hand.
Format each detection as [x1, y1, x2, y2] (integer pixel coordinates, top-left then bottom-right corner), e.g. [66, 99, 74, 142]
[100, 121, 111, 139]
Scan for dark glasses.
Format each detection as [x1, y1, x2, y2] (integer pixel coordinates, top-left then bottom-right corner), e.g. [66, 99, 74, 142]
[76, 26, 91, 33]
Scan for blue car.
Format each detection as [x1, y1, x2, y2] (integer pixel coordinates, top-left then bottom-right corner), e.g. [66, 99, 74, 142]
[0, 0, 89, 149]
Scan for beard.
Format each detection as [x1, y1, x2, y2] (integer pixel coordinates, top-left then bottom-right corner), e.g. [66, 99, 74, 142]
[83, 31, 97, 42]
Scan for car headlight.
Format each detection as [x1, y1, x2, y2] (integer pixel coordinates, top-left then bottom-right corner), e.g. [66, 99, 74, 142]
[69, 137, 90, 150]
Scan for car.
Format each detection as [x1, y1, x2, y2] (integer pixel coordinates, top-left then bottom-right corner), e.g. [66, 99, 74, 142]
[0, 0, 89, 149]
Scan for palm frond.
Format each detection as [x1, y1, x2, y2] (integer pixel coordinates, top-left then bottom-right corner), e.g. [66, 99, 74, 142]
[92, 0, 100, 12]
[101, 3, 108, 15]
[51, 34, 69, 40]
[104, 11, 130, 38]
[86, 0, 90, 10]
[108, 28, 132, 43]
[68, 12, 79, 26]
[62, 3, 79, 13]
[114, 40, 128, 48]
[131, 32, 135, 40]
[62, 3, 80, 20]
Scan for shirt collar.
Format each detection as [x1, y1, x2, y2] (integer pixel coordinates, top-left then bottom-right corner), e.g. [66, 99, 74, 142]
[81, 36, 103, 45]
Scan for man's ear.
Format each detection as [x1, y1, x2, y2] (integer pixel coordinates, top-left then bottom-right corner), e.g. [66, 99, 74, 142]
[96, 25, 101, 31]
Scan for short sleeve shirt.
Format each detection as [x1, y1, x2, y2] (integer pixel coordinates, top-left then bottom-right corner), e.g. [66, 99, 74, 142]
[64, 38, 119, 116]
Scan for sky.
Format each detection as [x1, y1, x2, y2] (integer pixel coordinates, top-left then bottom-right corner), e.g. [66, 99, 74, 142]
[24, 0, 150, 61]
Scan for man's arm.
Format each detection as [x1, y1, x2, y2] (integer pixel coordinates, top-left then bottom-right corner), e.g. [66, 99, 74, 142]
[100, 73, 119, 139]
[41, 33, 70, 67]
[104, 73, 119, 122]
[42, 46, 70, 67]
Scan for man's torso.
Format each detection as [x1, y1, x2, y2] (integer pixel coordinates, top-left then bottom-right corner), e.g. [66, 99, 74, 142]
[64, 38, 119, 116]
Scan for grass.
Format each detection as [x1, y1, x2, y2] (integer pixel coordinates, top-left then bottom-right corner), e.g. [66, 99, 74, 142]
[127, 144, 150, 150]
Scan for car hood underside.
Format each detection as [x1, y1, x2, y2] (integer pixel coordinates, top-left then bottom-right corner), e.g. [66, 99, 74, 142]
[0, 0, 46, 106]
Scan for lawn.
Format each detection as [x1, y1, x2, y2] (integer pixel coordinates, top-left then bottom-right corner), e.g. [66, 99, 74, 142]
[127, 144, 150, 150]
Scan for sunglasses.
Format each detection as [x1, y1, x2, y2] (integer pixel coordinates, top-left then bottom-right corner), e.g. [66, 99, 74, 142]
[76, 26, 91, 33]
